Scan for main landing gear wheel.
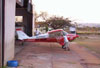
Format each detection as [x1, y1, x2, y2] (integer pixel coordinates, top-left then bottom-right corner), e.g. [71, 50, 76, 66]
[62, 45, 65, 49]
[62, 45, 70, 51]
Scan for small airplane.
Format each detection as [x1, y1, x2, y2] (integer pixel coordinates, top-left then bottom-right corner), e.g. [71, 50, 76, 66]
[16, 28, 79, 50]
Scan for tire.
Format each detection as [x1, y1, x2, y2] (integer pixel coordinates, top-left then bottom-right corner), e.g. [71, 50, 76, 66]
[62, 45, 66, 49]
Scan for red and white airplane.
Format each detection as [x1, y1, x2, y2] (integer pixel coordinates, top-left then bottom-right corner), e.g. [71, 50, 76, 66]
[16, 29, 79, 49]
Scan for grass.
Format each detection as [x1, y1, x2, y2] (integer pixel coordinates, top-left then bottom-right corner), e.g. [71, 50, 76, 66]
[77, 31, 100, 35]
[75, 36, 100, 58]
[2, 66, 6, 68]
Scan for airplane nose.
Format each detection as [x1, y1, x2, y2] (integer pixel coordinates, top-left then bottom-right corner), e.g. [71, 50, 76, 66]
[76, 35, 79, 37]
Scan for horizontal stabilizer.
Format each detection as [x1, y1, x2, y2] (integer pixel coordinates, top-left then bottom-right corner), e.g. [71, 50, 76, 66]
[16, 29, 30, 40]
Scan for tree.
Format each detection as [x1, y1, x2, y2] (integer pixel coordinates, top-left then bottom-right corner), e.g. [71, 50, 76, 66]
[46, 16, 72, 29]
[34, 11, 49, 30]
[34, 12, 72, 31]
[34, 11, 48, 22]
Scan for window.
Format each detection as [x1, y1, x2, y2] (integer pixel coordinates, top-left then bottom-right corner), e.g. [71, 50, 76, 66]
[15, 16, 23, 27]
[49, 31, 63, 38]
[15, 16, 23, 22]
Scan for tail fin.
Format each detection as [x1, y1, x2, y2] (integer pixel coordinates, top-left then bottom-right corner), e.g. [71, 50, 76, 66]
[16, 29, 30, 40]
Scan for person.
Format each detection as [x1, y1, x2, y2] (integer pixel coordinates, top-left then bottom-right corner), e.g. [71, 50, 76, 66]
[62, 32, 70, 51]
[35, 29, 40, 36]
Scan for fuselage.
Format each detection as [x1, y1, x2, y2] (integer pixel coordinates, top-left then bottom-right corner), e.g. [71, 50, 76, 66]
[24, 29, 79, 46]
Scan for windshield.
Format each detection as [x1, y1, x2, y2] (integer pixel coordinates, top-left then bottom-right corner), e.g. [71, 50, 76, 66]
[49, 31, 63, 38]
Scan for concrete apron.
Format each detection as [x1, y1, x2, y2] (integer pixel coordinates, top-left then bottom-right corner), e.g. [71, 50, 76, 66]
[15, 42, 100, 68]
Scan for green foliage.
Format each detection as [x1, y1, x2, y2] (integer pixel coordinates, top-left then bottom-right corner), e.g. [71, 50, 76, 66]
[2, 66, 6, 68]
[46, 16, 72, 29]
[35, 11, 72, 30]
[45, 25, 48, 32]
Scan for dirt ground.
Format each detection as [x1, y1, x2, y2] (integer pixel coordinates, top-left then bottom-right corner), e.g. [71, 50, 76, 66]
[15, 41, 100, 68]
[75, 35, 100, 58]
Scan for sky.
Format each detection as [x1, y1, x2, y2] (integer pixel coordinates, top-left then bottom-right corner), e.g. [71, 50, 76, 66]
[33, 0, 100, 24]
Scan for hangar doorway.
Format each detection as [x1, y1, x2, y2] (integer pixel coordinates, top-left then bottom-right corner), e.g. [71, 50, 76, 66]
[0, 0, 34, 66]
[15, 0, 33, 54]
